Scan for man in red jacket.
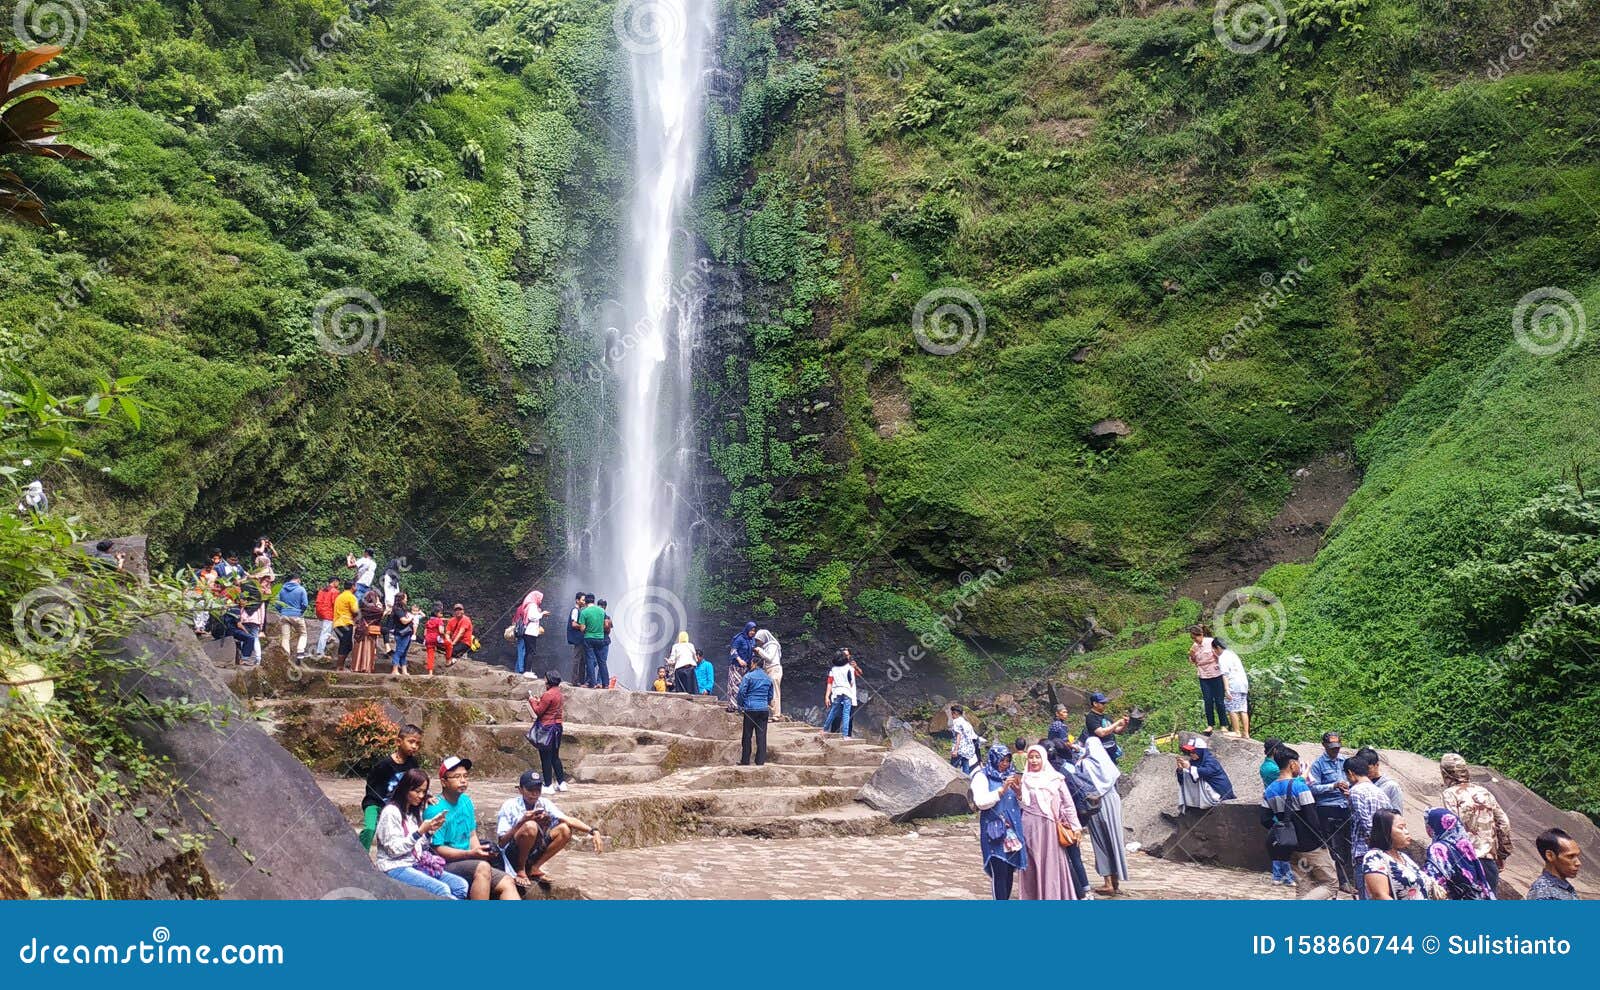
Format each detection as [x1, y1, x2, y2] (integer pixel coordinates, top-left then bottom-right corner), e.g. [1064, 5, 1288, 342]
[314, 576, 340, 657]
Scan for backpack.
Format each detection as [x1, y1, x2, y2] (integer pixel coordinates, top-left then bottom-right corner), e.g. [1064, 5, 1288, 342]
[1067, 763, 1101, 820]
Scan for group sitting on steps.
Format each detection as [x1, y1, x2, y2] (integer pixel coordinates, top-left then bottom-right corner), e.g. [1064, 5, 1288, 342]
[357, 723, 603, 899]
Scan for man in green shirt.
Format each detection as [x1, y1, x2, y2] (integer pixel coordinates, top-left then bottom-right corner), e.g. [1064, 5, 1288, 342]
[578, 595, 609, 687]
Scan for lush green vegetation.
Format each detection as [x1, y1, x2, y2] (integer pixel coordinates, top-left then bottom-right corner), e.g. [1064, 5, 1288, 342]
[703, 0, 1600, 809]
[2, 0, 628, 578]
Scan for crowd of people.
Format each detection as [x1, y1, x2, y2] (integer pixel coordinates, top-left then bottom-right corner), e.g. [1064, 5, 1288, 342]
[188, 543, 480, 674]
[360, 723, 601, 898]
[961, 686, 1586, 901]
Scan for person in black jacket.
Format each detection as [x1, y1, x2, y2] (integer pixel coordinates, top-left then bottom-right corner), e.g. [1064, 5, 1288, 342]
[1261, 746, 1339, 899]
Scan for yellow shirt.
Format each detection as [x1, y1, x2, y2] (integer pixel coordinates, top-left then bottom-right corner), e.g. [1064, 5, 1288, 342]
[333, 590, 359, 628]
[652, 678, 667, 693]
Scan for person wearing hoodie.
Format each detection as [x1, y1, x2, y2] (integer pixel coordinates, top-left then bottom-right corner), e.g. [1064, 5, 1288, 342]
[1176, 736, 1236, 812]
[1440, 752, 1513, 895]
[275, 573, 309, 660]
[727, 621, 757, 712]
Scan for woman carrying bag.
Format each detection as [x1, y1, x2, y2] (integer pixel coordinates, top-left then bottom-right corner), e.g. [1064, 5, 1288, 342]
[527, 672, 568, 793]
[1018, 744, 1082, 900]
[351, 589, 384, 673]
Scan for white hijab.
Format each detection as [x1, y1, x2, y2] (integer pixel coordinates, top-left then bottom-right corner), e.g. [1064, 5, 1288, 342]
[1020, 744, 1066, 812]
[1078, 735, 1121, 797]
[754, 629, 781, 665]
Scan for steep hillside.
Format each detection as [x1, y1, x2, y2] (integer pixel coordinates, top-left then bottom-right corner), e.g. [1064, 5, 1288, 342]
[704, 0, 1600, 653]
[3, 0, 626, 582]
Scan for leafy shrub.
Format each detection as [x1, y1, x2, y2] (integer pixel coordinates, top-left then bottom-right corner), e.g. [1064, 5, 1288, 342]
[332, 702, 398, 776]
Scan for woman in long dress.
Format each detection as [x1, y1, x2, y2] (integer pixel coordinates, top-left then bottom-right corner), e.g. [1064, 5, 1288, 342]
[968, 744, 1026, 900]
[753, 629, 783, 718]
[351, 589, 384, 673]
[1079, 733, 1129, 895]
[1018, 744, 1080, 900]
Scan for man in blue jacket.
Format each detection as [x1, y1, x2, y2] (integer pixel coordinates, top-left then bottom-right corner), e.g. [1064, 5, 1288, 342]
[735, 656, 774, 766]
[275, 573, 309, 660]
[1308, 731, 1353, 892]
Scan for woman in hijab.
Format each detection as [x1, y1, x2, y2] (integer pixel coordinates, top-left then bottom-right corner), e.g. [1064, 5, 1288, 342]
[668, 631, 698, 693]
[1423, 807, 1497, 900]
[969, 743, 1027, 900]
[513, 589, 547, 677]
[1079, 733, 1129, 896]
[1019, 744, 1081, 900]
[1176, 736, 1236, 812]
[753, 629, 783, 718]
[351, 589, 384, 673]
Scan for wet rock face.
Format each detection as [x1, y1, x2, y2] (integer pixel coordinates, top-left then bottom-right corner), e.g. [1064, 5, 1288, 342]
[857, 741, 973, 822]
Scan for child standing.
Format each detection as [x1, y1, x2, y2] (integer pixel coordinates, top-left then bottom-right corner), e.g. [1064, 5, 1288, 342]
[423, 602, 446, 676]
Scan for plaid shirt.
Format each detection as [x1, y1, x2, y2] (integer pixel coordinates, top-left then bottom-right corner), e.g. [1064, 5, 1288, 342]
[1347, 779, 1387, 863]
[1527, 872, 1579, 901]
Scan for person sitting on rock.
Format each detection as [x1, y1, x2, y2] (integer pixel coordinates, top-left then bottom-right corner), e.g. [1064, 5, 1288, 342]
[426, 756, 520, 900]
[1175, 736, 1235, 813]
[495, 770, 602, 893]
[444, 602, 475, 667]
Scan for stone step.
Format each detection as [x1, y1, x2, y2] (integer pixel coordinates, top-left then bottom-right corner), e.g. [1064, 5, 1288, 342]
[579, 746, 670, 766]
[699, 803, 897, 841]
[572, 763, 668, 785]
[672, 764, 877, 790]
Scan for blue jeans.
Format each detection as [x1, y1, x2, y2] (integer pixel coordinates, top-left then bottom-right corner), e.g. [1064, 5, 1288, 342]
[824, 696, 853, 737]
[355, 582, 370, 600]
[584, 639, 609, 687]
[385, 866, 467, 899]
[1066, 840, 1090, 898]
[1271, 860, 1296, 882]
[394, 629, 413, 668]
[515, 634, 538, 674]
[233, 623, 260, 663]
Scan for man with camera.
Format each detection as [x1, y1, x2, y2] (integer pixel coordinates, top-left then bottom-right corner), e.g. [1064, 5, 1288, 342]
[1083, 692, 1129, 762]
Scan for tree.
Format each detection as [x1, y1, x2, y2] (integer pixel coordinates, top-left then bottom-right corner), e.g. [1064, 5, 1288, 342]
[1, 45, 90, 227]
[216, 83, 390, 186]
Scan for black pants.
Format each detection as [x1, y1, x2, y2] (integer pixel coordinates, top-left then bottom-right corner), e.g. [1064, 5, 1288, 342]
[1199, 675, 1227, 727]
[1319, 805, 1354, 889]
[570, 641, 586, 683]
[739, 709, 769, 766]
[335, 625, 354, 660]
[673, 666, 696, 693]
[536, 723, 565, 785]
[990, 860, 1015, 900]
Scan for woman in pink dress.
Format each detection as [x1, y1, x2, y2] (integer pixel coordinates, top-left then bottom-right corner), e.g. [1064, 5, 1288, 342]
[1018, 744, 1082, 900]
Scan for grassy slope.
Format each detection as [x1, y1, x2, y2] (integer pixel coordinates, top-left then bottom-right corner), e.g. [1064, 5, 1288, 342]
[2, 0, 623, 575]
[709, 2, 1600, 810]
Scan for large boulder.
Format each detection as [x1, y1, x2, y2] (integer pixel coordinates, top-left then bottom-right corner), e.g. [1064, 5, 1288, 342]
[557, 683, 737, 739]
[89, 537, 424, 899]
[857, 741, 971, 822]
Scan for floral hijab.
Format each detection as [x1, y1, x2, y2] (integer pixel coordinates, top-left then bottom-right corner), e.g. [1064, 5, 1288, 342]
[1423, 807, 1496, 900]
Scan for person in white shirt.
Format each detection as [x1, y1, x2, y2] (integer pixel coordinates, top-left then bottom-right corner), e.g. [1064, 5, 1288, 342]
[949, 704, 982, 773]
[349, 548, 378, 598]
[495, 770, 601, 892]
[1216, 638, 1251, 738]
[668, 631, 698, 693]
[753, 629, 782, 718]
[822, 650, 858, 737]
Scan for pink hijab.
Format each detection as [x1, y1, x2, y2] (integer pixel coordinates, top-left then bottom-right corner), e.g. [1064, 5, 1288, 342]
[516, 589, 544, 623]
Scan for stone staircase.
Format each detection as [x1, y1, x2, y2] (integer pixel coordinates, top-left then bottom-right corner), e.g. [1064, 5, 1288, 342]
[227, 655, 901, 891]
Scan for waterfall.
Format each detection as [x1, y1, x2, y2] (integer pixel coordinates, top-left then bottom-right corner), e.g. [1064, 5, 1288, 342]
[583, 1, 716, 688]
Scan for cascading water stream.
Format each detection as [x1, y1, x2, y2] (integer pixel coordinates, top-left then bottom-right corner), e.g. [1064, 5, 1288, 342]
[583, 2, 716, 687]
